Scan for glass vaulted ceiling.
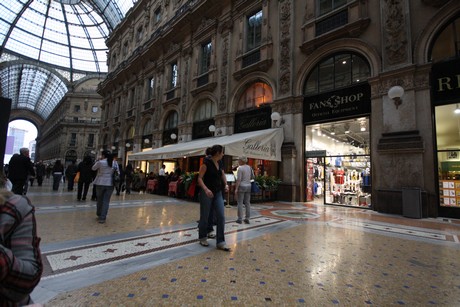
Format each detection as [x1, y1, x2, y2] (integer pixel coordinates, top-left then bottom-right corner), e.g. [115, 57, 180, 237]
[0, 0, 137, 120]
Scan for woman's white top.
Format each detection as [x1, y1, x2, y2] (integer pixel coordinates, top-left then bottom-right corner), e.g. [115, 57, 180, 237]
[92, 159, 119, 186]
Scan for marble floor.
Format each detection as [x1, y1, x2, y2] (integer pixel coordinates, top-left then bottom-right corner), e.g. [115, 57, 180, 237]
[24, 178, 460, 306]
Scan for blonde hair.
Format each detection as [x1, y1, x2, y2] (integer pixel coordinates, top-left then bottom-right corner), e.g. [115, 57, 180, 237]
[0, 175, 13, 204]
[0, 190, 13, 204]
[238, 156, 248, 163]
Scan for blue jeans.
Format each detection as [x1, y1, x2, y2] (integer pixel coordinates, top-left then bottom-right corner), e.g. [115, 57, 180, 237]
[96, 185, 114, 220]
[199, 190, 225, 245]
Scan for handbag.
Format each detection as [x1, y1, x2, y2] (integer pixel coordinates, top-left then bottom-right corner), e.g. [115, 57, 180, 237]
[112, 170, 121, 185]
[74, 172, 80, 183]
[251, 181, 260, 193]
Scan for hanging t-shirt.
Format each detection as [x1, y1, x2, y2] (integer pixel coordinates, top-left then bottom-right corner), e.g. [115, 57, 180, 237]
[333, 169, 345, 184]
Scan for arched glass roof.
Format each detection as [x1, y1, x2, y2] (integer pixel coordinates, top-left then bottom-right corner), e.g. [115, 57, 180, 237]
[0, 62, 68, 120]
[0, 0, 137, 120]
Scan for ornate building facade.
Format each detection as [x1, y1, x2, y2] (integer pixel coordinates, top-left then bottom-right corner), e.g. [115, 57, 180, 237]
[39, 77, 103, 164]
[97, 0, 460, 218]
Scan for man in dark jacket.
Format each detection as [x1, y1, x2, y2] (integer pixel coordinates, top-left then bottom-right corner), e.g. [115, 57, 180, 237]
[77, 156, 94, 201]
[7, 148, 35, 195]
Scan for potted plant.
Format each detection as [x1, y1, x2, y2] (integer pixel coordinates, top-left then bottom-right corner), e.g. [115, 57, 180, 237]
[253, 175, 282, 201]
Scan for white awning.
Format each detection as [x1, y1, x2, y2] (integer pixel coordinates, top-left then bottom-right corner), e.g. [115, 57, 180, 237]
[128, 128, 284, 161]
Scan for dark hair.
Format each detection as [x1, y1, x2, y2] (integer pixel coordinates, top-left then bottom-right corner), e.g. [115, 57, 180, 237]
[102, 150, 114, 167]
[205, 145, 224, 157]
[83, 156, 93, 165]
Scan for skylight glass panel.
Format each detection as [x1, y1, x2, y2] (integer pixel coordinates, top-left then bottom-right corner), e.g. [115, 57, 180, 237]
[41, 39, 70, 58]
[72, 58, 97, 72]
[87, 24, 109, 38]
[0, 3, 22, 22]
[6, 37, 40, 59]
[8, 25, 36, 43]
[89, 37, 108, 49]
[116, 0, 136, 16]
[15, 14, 46, 37]
[41, 53, 71, 69]
[0, 32, 6, 45]
[72, 48, 95, 61]
[48, 1, 65, 19]
[69, 35, 91, 49]
[17, 103, 35, 110]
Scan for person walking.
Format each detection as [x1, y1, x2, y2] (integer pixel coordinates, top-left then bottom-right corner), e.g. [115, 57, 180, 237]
[234, 156, 252, 224]
[92, 150, 119, 224]
[0, 174, 43, 305]
[115, 163, 125, 196]
[65, 160, 78, 191]
[197, 145, 230, 251]
[7, 148, 35, 195]
[35, 160, 46, 186]
[158, 164, 167, 195]
[124, 163, 134, 195]
[52, 160, 64, 191]
[76, 156, 93, 201]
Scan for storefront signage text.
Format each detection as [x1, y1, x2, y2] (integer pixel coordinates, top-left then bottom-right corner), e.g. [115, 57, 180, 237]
[242, 138, 277, 159]
[432, 58, 460, 105]
[303, 83, 371, 124]
[234, 106, 271, 133]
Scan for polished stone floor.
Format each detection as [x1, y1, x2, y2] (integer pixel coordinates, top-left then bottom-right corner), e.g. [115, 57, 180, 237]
[25, 178, 460, 306]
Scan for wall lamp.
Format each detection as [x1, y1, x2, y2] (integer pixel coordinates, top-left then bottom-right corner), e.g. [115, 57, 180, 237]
[388, 85, 404, 109]
[209, 125, 216, 133]
[144, 138, 150, 144]
[125, 142, 131, 148]
[271, 112, 284, 127]
[111, 146, 116, 150]
[171, 133, 177, 140]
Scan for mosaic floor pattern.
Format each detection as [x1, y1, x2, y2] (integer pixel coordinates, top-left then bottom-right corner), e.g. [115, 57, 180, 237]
[20, 180, 460, 306]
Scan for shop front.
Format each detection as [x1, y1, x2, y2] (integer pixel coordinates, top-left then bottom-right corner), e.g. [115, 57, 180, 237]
[432, 57, 460, 219]
[303, 83, 371, 208]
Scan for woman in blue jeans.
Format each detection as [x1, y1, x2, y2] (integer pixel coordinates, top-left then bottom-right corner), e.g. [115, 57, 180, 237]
[197, 145, 230, 251]
[92, 150, 119, 224]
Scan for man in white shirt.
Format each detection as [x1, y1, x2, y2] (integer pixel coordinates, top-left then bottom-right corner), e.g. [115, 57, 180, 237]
[159, 164, 166, 195]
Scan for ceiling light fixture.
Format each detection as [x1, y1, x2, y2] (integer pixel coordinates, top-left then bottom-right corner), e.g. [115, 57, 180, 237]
[360, 121, 366, 132]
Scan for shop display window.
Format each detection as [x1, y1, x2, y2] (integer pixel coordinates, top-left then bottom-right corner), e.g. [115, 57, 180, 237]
[305, 118, 371, 208]
[435, 104, 460, 208]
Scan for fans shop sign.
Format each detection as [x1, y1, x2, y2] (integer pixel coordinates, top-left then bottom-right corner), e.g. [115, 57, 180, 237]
[303, 83, 371, 124]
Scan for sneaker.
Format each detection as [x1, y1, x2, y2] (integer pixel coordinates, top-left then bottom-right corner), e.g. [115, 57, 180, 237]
[98, 219, 106, 224]
[216, 243, 231, 252]
[244, 219, 250, 224]
[236, 219, 242, 224]
[207, 231, 216, 239]
[199, 239, 209, 247]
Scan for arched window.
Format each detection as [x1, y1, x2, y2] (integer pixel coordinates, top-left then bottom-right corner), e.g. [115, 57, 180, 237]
[165, 111, 178, 130]
[304, 53, 370, 95]
[113, 129, 120, 142]
[192, 100, 216, 139]
[163, 111, 178, 145]
[142, 118, 153, 135]
[194, 99, 216, 121]
[429, 15, 460, 62]
[141, 119, 153, 148]
[237, 82, 273, 111]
